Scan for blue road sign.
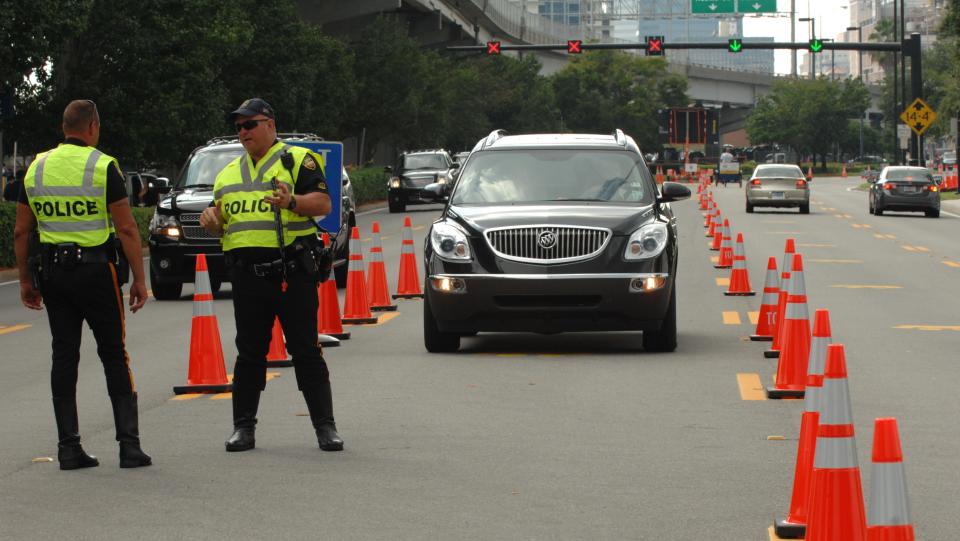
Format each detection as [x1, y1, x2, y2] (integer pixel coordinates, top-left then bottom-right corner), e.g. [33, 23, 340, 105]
[286, 140, 343, 235]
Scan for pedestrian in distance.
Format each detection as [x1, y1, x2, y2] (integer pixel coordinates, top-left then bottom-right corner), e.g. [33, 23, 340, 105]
[199, 98, 343, 453]
[13, 99, 152, 470]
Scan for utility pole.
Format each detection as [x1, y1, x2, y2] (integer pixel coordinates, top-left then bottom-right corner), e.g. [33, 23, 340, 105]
[848, 25, 864, 160]
[791, 0, 797, 77]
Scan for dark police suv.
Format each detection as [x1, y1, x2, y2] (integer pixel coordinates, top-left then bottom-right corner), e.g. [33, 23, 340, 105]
[386, 149, 458, 213]
[148, 134, 355, 300]
[421, 130, 690, 353]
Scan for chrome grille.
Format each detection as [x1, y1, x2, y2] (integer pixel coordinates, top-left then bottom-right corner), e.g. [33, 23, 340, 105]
[182, 226, 217, 240]
[179, 213, 202, 224]
[403, 176, 434, 188]
[484, 225, 611, 264]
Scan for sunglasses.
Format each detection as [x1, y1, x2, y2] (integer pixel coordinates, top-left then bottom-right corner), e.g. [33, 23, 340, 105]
[235, 118, 269, 132]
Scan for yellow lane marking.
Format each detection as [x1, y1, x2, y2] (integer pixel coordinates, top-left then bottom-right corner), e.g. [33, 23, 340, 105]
[381, 235, 392, 240]
[0, 324, 32, 335]
[831, 285, 902, 289]
[171, 394, 202, 401]
[808, 259, 862, 264]
[851, 223, 872, 229]
[798, 243, 834, 248]
[901, 245, 929, 252]
[768, 525, 786, 540]
[737, 374, 766, 401]
[211, 393, 231, 400]
[364, 311, 401, 327]
[710, 256, 719, 264]
[843, 214, 853, 218]
[412, 225, 426, 231]
[748, 311, 760, 325]
[32, 457, 55, 463]
[876, 234, 896, 239]
[722, 311, 742, 325]
[893, 325, 960, 331]
[715, 277, 730, 287]
[943, 261, 960, 268]
[834, 214, 847, 218]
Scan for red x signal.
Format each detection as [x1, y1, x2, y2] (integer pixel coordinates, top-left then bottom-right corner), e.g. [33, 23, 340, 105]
[645, 36, 664, 56]
[567, 40, 582, 54]
[486, 41, 501, 55]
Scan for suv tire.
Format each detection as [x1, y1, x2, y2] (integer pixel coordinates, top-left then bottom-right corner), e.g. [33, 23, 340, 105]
[746, 201, 754, 213]
[423, 292, 460, 353]
[150, 268, 183, 301]
[642, 285, 677, 352]
[799, 204, 810, 214]
[925, 208, 939, 218]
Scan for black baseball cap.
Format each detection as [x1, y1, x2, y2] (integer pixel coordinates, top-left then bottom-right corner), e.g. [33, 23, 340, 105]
[227, 98, 275, 121]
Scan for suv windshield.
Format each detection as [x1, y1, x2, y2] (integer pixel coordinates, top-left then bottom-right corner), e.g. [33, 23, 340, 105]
[178, 148, 243, 188]
[885, 169, 933, 182]
[755, 166, 802, 178]
[451, 149, 655, 205]
[402, 154, 448, 170]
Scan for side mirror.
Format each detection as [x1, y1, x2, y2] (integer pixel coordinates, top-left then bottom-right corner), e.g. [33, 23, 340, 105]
[421, 183, 446, 201]
[383, 166, 392, 173]
[449, 162, 461, 170]
[658, 181, 691, 202]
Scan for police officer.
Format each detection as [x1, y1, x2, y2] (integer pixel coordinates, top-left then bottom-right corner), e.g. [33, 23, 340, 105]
[13, 99, 152, 470]
[199, 98, 343, 453]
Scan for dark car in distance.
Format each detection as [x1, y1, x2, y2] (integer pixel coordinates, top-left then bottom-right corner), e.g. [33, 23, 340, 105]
[386, 150, 458, 213]
[421, 129, 691, 353]
[869, 166, 940, 218]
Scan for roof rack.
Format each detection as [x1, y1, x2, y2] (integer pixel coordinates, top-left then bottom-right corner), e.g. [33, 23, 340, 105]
[204, 133, 323, 146]
[613, 129, 627, 148]
[480, 129, 507, 150]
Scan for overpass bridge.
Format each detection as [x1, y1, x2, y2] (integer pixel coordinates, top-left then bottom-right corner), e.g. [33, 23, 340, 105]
[298, 0, 882, 141]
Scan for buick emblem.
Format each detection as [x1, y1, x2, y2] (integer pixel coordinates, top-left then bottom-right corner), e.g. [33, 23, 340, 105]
[538, 231, 557, 249]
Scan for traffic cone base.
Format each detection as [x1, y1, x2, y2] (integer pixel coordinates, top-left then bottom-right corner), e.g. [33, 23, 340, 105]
[371, 304, 398, 312]
[173, 382, 232, 394]
[766, 386, 804, 399]
[750, 335, 773, 342]
[318, 334, 342, 347]
[320, 330, 351, 340]
[765, 349, 781, 358]
[774, 519, 806, 539]
[392, 292, 424, 299]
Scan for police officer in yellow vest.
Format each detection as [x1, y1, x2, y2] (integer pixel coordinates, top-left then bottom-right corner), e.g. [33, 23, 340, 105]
[200, 98, 343, 453]
[13, 99, 152, 470]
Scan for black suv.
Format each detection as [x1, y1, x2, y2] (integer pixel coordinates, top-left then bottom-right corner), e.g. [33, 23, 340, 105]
[148, 134, 356, 300]
[421, 129, 690, 353]
[386, 149, 458, 213]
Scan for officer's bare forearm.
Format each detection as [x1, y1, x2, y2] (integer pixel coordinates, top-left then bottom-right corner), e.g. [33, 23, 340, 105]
[13, 203, 36, 284]
[293, 192, 332, 218]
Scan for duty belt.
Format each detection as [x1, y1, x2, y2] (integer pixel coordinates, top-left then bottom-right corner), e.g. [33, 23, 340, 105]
[227, 254, 301, 278]
[42, 243, 112, 266]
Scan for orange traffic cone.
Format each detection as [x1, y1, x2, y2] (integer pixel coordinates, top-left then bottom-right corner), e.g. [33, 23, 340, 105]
[842, 164, 848, 178]
[342, 226, 378, 324]
[266, 317, 294, 367]
[767, 254, 811, 399]
[866, 418, 915, 541]
[173, 254, 231, 394]
[725, 233, 755, 296]
[805, 344, 868, 541]
[316, 234, 351, 341]
[715, 219, 733, 268]
[705, 203, 717, 234]
[750, 257, 779, 341]
[393, 216, 423, 299]
[775, 309, 833, 538]
[366, 222, 397, 311]
[765, 239, 797, 358]
[806, 166, 814, 181]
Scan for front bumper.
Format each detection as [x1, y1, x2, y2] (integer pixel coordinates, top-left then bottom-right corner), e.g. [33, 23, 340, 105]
[389, 186, 447, 205]
[427, 273, 673, 334]
[148, 241, 227, 284]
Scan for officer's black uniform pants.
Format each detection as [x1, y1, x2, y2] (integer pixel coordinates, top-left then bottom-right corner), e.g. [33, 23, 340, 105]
[229, 266, 328, 394]
[42, 263, 136, 399]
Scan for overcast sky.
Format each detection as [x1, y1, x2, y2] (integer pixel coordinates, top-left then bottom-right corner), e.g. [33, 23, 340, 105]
[742, 0, 853, 74]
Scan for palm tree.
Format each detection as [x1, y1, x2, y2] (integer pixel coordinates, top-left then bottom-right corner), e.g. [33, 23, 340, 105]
[868, 19, 896, 77]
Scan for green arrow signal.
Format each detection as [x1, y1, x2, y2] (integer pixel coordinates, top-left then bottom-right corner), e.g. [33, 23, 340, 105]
[809, 39, 824, 53]
[728, 39, 743, 53]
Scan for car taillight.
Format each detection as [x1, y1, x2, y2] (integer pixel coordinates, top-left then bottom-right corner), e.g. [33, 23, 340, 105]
[883, 182, 894, 191]
[795, 179, 807, 189]
[750, 179, 761, 186]
[926, 185, 939, 192]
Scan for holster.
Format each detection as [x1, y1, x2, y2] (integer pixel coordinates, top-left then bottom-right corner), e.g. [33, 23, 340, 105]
[114, 237, 129, 285]
[291, 236, 332, 283]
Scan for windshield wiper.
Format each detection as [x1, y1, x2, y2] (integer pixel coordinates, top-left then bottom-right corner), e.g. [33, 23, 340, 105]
[187, 183, 216, 188]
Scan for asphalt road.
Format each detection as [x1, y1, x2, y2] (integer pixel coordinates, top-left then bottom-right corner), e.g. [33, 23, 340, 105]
[0, 179, 957, 540]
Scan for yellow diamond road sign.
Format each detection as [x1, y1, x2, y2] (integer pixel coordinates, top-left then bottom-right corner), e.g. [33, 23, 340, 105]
[899, 98, 936, 136]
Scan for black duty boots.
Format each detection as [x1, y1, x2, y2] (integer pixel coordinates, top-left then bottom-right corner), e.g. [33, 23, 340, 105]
[110, 394, 152, 468]
[53, 396, 99, 470]
[225, 387, 260, 452]
[302, 381, 344, 452]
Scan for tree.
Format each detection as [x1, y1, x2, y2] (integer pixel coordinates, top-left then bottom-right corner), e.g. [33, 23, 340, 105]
[551, 51, 687, 152]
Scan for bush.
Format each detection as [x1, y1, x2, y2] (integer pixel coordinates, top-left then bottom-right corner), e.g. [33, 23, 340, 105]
[132, 207, 153, 247]
[348, 166, 388, 206]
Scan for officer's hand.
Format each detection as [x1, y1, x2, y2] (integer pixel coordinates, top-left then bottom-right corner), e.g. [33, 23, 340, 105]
[263, 181, 291, 209]
[20, 281, 43, 310]
[129, 280, 148, 313]
[200, 202, 224, 235]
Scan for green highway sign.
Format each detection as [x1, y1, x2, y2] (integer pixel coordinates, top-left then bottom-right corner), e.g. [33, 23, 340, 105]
[738, 0, 777, 13]
[809, 39, 824, 53]
[692, 0, 735, 14]
[728, 39, 743, 52]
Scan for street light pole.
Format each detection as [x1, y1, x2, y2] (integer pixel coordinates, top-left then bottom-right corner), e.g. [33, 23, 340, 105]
[848, 25, 864, 161]
[799, 17, 815, 78]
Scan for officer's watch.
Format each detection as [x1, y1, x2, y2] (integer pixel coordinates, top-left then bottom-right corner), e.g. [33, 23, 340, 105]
[287, 195, 297, 211]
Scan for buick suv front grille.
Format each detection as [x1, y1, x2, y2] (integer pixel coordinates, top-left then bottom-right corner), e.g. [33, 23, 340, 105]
[484, 225, 611, 264]
[178, 213, 215, 241]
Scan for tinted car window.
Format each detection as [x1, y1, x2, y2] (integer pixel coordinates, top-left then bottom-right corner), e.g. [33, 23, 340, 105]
[451, 150, 654, 205]
[179, 148, 242, 187]
[755, 166, 802, 178]
[402, 154, 448, 170]
[885, 169, 933, 182]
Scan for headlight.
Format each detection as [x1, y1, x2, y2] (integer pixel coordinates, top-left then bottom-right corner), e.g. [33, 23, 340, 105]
[430, 222, 472, 262]
[624, 223, 668, 260]
[389, 177, 401, 189]
[150, 213, 180, 239]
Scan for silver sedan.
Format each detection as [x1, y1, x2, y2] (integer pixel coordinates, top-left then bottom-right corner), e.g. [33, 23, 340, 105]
[745, 164, 810, 214]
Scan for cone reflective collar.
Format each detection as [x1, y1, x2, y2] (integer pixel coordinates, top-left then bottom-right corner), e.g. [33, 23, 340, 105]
[393, 216, 424, 299]
[867, 418, 914, 541]
[751, 257, 779, 341]
[366, 221, 398, 311]
[806, 344, 867, 541]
